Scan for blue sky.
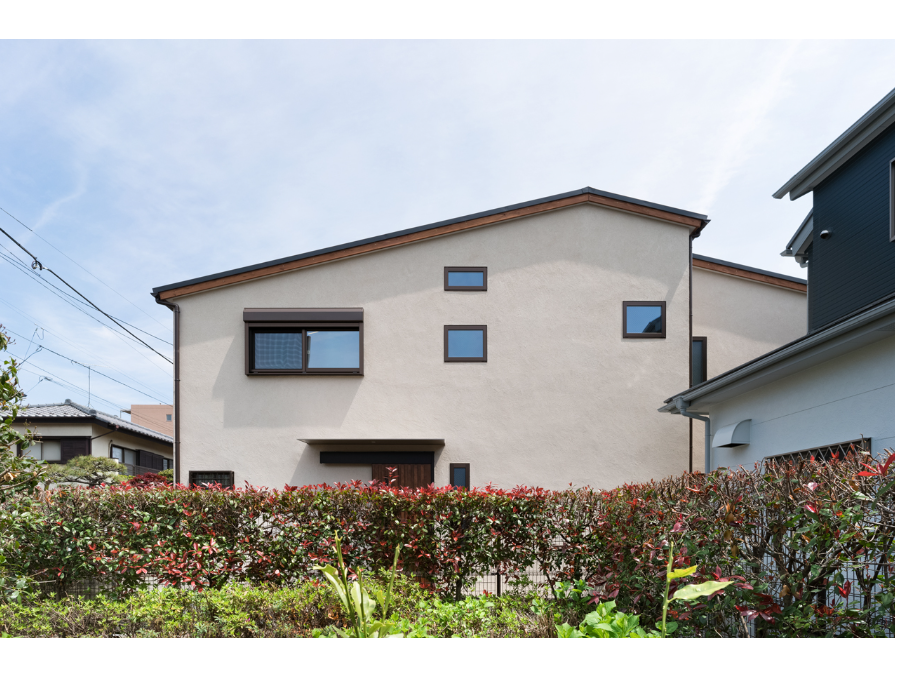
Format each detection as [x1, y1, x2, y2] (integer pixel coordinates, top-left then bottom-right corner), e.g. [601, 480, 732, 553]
[0, 40, 894, 419]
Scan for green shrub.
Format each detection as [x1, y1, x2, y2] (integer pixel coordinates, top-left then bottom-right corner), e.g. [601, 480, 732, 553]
[1, 451, 893, 637]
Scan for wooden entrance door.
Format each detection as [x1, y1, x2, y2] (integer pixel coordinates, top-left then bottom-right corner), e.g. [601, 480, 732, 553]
[372, 464, 432, 489]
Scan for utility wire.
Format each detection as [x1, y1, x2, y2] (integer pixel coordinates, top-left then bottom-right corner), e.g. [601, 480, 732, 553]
[0, 296, 172, 397]
[0, 205, 170, 331]
[0, 244, 171, 346]
[16, 358, 169, 431]
[3, 326, 170, 404]
[0, 253, 173, 376]
[0, 222, 172, 363]
[0, 247, 171, 347]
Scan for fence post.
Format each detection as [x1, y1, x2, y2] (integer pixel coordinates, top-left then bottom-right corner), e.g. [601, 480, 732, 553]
[496, 569, 501, 597]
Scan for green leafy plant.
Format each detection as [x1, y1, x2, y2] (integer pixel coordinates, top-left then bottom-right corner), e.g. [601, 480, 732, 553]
[556, 600, 658, 638]
[312, 535, 408, 638]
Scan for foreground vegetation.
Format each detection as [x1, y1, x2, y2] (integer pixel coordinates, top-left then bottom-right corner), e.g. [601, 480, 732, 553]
[1, 327, 895, 637]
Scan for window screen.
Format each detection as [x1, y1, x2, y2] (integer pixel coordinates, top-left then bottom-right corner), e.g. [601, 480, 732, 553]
[254, 332, 304, 369]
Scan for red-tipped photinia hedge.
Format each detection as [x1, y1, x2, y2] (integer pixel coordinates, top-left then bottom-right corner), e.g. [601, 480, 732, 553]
[4, 452, 894, 637]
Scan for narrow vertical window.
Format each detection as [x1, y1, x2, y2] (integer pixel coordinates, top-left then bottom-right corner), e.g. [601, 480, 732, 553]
[691, 337, 707, 386]
[890, 158, 895, 242]
[444, 326, 487, 362]
[449, 463, 470, 489]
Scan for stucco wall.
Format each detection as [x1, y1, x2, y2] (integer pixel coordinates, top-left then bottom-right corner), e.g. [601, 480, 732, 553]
[707, 335, 894, 469]
[176, 202, 695, 491]
[690, 266, 807, 470]
[692, 266, 807, 378]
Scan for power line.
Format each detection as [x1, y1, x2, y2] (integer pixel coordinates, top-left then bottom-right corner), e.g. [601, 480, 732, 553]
[0, 222, 172, 364]
[0, 296, 172, 396]
[17, 361, 170, 432]
[0, 205, 170, 331]
[2, 326, 171, 404]
[1, 247, 171, 349]
[0, 256, 173, 377]
[0, 243, 171, 345]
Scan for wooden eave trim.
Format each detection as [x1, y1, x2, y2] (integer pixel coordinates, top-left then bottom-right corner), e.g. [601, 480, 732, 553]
[692, 258, 807, 292]
[159, 194, 705, 299]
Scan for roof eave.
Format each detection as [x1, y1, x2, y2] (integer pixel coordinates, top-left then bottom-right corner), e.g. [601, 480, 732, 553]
[153, 187, 708, 300]
[773, 90, 895, 201]
[661, 295, 895, 410]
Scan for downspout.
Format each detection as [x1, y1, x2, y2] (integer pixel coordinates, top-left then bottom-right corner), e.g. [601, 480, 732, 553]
[674, 396, 711, 474]
[688, 231, 694, 473]
[155, 296, 180, 485]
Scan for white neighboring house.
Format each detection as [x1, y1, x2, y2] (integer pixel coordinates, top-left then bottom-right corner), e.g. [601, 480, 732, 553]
[152, 186, 807, 490]
[660, 90, 895, 468]
[12, 400, 174, 475]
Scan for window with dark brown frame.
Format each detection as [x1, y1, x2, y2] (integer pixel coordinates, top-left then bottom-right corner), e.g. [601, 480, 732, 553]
[244, 309, 363, 375]
[622, 301, 666, 338]
[444, 325, 487, 362]
[691, 336, 707, 386]
[449, 463, 470, 489]
[189, 471, 235, 489]
[444, 266, 487, 291]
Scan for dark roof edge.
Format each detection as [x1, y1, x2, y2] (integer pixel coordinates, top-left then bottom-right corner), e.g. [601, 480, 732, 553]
[152, 187, 709, 295]
[16, 415, 173, 445]
[663, 292, 895, 405]
[773, 89, 895, 199]
[692, 254, 807, 285]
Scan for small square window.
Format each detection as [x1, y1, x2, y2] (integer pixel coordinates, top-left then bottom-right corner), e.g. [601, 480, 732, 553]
[444, 325, 487, 362]
[449, 463, 470, 489]
[623, 302, 666, 338]
[445, 267, 487, 291]
[189, 471, 235, 489]
[166, 414, 172, 421]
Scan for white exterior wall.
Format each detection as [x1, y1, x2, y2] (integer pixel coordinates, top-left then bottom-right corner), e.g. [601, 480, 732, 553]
[707, 335, 895, 469]
[690, 266, 808, 469]
[692, 266, 807, 378]
[177, 203, 695, 491]
[10, 422, 173, 460]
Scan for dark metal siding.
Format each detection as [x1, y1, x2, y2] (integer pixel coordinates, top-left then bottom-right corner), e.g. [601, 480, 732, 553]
[809, 124, 895, 331]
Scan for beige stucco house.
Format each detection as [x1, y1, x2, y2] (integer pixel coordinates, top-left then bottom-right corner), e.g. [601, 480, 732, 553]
[12, 400, 173, 475]
[152, 187, 806, 491]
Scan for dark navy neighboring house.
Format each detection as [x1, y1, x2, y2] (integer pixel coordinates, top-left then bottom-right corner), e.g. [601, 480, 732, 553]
[660, 90, 895, 471]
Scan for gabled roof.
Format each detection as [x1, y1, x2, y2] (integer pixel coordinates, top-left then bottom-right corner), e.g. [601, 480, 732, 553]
[692, 253, 807, 291]
[17, 400, 173, 445]
[773, 90, 895, 201]
[153, 187, 709, 300]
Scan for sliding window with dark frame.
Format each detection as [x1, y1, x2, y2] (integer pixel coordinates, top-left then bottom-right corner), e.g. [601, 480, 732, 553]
[691, 336, 707, 386]
[444, 325, 487, 362]
[449, 463, 470, 490]
[244, 309, 363, 375]
[622, 301, 666, 338]
[444, 267, 487, 291]
[18, 438, 63, 463]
